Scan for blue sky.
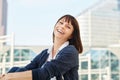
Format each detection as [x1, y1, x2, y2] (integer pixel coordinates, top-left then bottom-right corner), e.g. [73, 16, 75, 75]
[7, 0, 99, 46]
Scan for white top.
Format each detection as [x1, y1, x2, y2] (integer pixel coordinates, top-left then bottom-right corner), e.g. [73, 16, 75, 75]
[47, 41, 69, 80]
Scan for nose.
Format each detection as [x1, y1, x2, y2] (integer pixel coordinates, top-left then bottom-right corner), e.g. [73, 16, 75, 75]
[61, 24, 65, 29]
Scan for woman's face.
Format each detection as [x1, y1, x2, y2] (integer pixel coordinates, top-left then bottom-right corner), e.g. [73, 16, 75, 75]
[54, 18, 74, 41]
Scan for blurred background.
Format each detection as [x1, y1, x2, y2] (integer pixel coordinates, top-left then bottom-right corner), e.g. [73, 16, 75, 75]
[0, 0, 120, 80]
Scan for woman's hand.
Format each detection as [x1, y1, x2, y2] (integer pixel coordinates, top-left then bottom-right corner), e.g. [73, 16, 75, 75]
[0, 74, 5, 80]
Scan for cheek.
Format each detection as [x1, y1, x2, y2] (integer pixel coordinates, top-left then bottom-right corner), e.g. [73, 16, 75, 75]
[65, 31, 72, 39]
[53, 27, 57, 35]
[68, 30, 74, 38]
[68, 29, 73, 35]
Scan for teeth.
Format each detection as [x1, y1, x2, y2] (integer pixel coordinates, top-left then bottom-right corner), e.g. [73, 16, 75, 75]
[57, 29, 64, 34]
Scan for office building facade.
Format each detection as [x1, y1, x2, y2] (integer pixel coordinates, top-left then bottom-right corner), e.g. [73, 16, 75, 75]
[79, 48, 120, 80]
[0, 45, 50, 74]
[0, 0, 7, 36]
[77, 0, 120, 48]
[77, 0, 120, 80]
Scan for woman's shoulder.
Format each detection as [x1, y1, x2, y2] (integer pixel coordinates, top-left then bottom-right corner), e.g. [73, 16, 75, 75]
[33, 49, 49, 62]
[65, 45, 77, 50]
[61, 45, 79, 54]
[36, 49, 48, 57]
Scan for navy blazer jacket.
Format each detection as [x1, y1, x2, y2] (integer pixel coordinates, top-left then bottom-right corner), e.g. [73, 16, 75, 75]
[8, 45, 79, 80]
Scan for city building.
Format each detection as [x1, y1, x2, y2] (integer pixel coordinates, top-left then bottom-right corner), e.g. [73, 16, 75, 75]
[0, 0, 120, 80]
[77, 0, 120, 48]
[0, 0, 7, 36]
[79, 47, 120, 80]
[77, 0, 120, 80]
[0, 45, 50, 74]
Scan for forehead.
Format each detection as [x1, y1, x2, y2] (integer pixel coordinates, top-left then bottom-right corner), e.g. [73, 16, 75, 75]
[59, 18, 74, 29]
[59, 17, 72, 24]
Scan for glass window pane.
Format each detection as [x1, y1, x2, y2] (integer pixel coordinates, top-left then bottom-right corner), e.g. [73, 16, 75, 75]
[21, 57, 29, 61]
[6, 50, 10, 57]
[14, 57, 20, 61]
[91, 59, 99, 69]
[91, 74, 99, 80]
[81, 74, 88, 80]
[14, 49, 20, 57]
[111, 74, 119, 80]
[0, 56, 2, 62]
[21, 49, 30, 61]
[29, 50, 37, 59]
[111, 59, 119, 72]
[81, 61, 88, 69]
[110, 52, 117, 59]
[6, 57, 10, 62]
[21, 49, 29, 56]
[101, 59, 109, 69]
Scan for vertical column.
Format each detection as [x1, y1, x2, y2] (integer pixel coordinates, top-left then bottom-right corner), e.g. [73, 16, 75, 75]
[99, 55, 101, 80]
[10, 32, 14, 67]
[88, 11, 92, 47]
[88, 55, 91, 80]
[106, 67, 110, 80]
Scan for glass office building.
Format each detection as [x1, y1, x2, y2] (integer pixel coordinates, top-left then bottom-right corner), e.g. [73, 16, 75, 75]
[77, 0, 120, 80]
[77, 0, 120, 48]
[79, 48, 120, 80]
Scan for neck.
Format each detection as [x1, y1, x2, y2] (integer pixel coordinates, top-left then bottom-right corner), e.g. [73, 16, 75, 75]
[52, 38, 67, 58]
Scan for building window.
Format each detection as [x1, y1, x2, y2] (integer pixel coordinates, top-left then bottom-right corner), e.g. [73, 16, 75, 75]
[91, 74, 99, 80]
[81, 74, 88, 80]
[80, 48, 120, 80]
[81, 61, 88, 69]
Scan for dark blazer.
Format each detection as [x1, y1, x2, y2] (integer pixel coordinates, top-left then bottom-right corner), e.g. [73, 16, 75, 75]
[8, 45, 79, 80]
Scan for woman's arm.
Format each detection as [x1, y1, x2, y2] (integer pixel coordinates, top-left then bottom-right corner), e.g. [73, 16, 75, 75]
[8, 49, 48, 73]
[1, 71, 32, 80]
[1, 46, 78, 80]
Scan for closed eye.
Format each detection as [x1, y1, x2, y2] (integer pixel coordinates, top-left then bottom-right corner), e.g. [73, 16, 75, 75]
[59, 21, 63, 24]
[66, 25, 72, 29]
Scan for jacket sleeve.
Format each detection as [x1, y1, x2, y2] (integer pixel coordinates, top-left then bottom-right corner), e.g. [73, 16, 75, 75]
[32, 45, 79, 80]
[24, 49, 48, 70]
[8, 49, 48, 73]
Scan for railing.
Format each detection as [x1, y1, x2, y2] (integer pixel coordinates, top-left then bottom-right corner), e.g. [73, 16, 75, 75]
[0, 33, 14, 74]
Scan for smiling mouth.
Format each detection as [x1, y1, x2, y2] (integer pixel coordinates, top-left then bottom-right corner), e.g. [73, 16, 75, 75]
[57, 29, 64, 34]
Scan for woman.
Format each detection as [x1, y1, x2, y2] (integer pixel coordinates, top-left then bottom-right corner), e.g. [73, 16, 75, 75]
[0, 14, 83, 80]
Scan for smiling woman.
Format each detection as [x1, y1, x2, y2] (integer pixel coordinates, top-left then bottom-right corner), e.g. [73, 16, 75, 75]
[53, 18, 74, 44]
[0, 14, 83, 80]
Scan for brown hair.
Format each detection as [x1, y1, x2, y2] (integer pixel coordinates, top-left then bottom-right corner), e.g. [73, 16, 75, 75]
[53, 14, 83, 53]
